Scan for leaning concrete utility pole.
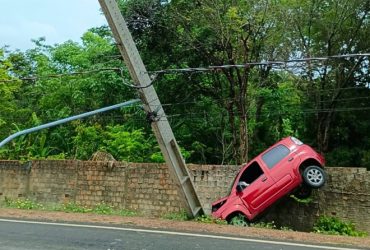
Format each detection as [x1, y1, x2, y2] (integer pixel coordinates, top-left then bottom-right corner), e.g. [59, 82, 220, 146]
[98, 0, 203, 217]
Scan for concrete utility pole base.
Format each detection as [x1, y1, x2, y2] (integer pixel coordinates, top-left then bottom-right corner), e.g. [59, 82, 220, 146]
[98, 0, 203, 217]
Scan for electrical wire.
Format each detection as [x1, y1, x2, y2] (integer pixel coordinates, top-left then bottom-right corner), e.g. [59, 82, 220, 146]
[147, 53, 370, 75]
[1, 53, 368, 84]
[0, 67, 121, 83]
[152, 106, 370, 123]
[1, 52, 369, 127]
[119, 68, 156, 89]
[144, 90, 370, 110]
[0, 67, 156, 89]
[3, 104, 370, 127]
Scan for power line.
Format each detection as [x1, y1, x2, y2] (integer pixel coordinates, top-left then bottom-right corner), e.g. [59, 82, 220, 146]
[1, 53, 368, 86]
[317, 96, 370, 103]
[144, 88, 370, 109]
[121, 103, 370, 124]
[4, 104, 370, 126]
[0, 67, 155, 89]
[148, 53, 370, 75]
[0, 67, 121, 83]
[1, 86, 367, 124]
[155, 106, 370, 122]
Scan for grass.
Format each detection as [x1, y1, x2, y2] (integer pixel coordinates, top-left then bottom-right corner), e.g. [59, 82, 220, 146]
[162, 211, 293, 229]
[251, 221, 277, 229]
[162, 210, 190, 221]
[250, 221, 293, 231]
[162, 211, 227, 225]
[290, 195, 313, 204]
[4, 197, 44, 210]
[1, 197, 137, 217]
[194, 214, 227, 225]
[2, 198, 366, 237]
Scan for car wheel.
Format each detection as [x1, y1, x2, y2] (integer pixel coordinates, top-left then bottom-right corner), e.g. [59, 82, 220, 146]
[303, 165, 326, 188]
[293, 185, 312, 199]
[228, 214, 248, 227]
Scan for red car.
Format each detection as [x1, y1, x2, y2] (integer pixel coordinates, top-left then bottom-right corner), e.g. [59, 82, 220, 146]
[212, 137, 326, 224]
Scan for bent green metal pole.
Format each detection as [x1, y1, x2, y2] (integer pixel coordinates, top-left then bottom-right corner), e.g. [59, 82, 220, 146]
[0, 99, 140, 148]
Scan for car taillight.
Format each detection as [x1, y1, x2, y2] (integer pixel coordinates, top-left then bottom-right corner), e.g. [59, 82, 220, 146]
[291, 136, 303, 145]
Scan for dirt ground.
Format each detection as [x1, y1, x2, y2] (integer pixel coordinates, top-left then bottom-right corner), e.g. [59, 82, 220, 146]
[0, 208, 369, 249]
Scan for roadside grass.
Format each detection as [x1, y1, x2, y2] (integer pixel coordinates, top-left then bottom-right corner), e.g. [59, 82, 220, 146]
[1, 197, 137, 217]
[4, 197, 44, 210]
[162, 212, 290, 228]
[194, 214, 227, 225]
[162, 211, 226, 225]
[162, 210, 190, 221]
[1, 198, 367, 237]
[250, 221, 293, 231]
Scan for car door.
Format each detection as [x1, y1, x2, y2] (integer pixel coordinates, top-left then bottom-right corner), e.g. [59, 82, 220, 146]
[261, 144, 300, 192]
[238, 160, 276, 214]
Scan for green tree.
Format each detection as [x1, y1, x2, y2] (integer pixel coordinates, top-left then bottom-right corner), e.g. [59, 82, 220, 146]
[282, 0, 370, 153]
[1, 1, 370, 167]
[120, 0, 289, 164]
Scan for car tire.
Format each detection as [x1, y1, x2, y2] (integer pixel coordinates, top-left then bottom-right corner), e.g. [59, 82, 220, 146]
[303, 165, 326, 188]
[293, 184, 312, 199]
[228, 214, 248, 227]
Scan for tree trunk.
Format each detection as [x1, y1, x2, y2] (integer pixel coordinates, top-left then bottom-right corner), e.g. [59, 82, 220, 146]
[239, 116, 248, 164]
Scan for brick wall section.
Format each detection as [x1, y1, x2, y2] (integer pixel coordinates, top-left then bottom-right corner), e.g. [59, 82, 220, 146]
[188, 165, 370, 234]
[188, 164, 240, 213]
[29, 160, 79, 203]
[0, 160, 369, 233]
[0, 160, 189, 216]
[0, 161, 31, 199]
[263, 167, 370, 232]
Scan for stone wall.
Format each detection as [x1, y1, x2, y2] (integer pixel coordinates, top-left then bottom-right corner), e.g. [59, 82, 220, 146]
[0, 160, 369, 233]
[0, 160, 186, 216]
[263, 167, 370, 232]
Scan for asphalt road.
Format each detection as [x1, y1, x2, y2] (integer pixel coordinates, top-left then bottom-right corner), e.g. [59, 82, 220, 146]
[0, 219, 363, 250]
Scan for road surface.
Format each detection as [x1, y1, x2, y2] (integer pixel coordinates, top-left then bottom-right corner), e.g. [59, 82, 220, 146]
[0, 219, 364, 250]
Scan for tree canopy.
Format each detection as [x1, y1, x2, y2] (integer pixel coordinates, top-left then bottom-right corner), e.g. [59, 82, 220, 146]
[0, 0, 369, 169]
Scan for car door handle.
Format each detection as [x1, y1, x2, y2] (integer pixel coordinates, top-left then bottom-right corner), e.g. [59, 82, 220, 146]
[261, 177, 267, 182]
[288, 157, 294, 162]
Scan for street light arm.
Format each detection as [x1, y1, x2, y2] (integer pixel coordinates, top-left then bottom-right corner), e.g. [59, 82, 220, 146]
[0, 99, 140, 148]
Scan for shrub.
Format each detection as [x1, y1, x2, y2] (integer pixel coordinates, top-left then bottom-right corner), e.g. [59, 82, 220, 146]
[313, 216, 367, 237]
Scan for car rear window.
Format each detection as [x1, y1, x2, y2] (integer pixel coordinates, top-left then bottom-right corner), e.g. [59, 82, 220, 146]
[262, 144, 290, 169]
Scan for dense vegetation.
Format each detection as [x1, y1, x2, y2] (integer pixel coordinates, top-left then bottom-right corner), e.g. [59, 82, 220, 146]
[0, 0, 369, 169]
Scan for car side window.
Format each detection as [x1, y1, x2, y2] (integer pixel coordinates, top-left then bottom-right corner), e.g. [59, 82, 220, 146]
[262, 144, 290, 169]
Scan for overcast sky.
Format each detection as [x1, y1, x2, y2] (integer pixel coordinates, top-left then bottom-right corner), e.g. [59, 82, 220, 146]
[0, 0, 108, 51]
